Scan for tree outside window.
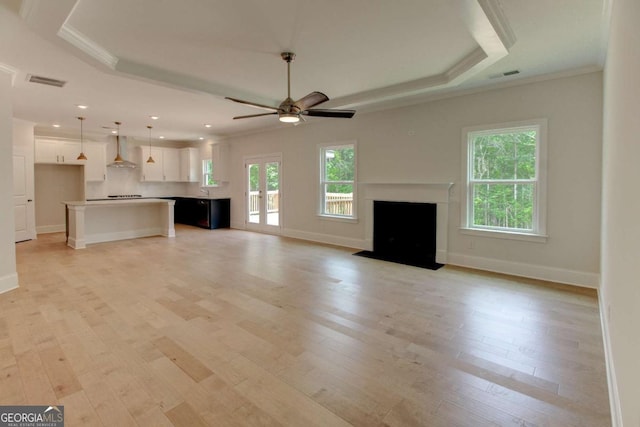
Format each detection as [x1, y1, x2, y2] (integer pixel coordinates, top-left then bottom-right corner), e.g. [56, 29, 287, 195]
[463, 120, 547, 238]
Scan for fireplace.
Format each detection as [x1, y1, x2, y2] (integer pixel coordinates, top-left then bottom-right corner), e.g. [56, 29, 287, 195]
[360, 182, 453, 267]
[370, 200, 441, 268]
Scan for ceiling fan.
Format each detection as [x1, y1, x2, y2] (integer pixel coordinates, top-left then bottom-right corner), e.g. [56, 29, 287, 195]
[225, 52, 356, 124]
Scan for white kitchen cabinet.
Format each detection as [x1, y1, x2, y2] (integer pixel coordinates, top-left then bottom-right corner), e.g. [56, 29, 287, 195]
[138, 146, 164, 181]
[163, 148, 180, 182]
[138, 146, 183, 182]
[83, 142, 107, 181]
[35, 138, 84, 165]
[212, 142, 229, 182]
[180, 147, 200, 182]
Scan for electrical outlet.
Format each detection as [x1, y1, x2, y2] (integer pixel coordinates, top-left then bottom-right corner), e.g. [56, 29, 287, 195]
[468, 240, 475, 249]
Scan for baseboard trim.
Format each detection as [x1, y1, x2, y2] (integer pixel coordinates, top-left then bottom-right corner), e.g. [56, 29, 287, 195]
[85, 228, 165, 245]
[447, 252, 600, 288]
[36, 224, 65, 234]
[282, 228, 367, 250]
[598, 293, 622, 427]
[0, 272, 19, 295]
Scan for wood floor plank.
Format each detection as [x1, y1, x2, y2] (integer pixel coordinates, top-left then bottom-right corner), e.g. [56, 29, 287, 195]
[164, 402, 208, 427]
[2, 228, 611, 426]
[59, 390, 103, 427]
[15, 349, 58, 404]
[153, 336, 214, 383]
[38, 344, 82, 399]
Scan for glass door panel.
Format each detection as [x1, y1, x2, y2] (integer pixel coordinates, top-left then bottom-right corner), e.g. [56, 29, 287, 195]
[247, 163, 260, 224]
[266, 162, 280, 226]
[245, 155, 281, 232]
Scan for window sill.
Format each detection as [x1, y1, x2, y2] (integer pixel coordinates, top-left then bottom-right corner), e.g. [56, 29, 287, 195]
[318, 214, 359, 224]
[460, 227, 547, 243]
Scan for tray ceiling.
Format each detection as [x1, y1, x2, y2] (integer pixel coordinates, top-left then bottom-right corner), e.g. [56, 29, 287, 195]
[0, 0, 608, 140]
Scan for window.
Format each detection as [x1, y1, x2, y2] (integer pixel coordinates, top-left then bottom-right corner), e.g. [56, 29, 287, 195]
[202, 159, 217, 186]
[319, 142, 356, 219]
[461, 119, 547, 241]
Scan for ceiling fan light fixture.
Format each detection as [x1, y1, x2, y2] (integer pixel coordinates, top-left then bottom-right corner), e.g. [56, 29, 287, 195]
[279, 113, 300, 123]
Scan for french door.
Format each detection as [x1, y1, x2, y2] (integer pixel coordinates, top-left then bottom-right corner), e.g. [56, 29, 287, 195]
[245, 154, 282, 233]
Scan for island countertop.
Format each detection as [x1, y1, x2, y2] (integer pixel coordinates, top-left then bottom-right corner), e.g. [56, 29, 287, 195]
[63, 198, 174, 207]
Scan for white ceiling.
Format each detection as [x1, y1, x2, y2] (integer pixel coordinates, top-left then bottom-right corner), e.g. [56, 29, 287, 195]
[0, 0, 608, 141]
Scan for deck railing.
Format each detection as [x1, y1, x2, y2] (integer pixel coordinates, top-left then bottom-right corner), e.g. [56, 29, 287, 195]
[249, 191, 353, 216]
[325, 193, 353, 215]
[249, 191, 280, 215]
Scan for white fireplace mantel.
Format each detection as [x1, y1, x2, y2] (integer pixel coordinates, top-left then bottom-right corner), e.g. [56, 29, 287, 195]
[362, 182, 453, 264]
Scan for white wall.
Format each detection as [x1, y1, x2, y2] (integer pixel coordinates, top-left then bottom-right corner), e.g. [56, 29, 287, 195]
[601, 0, 640, 424]
[0, 71, 18, 294]
[34, 164, 83, 233]
[226, 72, 603, 287]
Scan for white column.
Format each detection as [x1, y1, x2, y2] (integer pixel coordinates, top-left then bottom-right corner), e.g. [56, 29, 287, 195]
[162, 200, 176, 237]
[67, 205, 86, 249]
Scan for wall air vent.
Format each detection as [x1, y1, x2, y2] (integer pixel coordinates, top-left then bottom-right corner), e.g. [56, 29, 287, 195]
[26, 74, 66, 87]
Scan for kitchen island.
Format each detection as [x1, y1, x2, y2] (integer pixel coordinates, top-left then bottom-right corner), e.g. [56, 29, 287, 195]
[63, 198, 175, 249]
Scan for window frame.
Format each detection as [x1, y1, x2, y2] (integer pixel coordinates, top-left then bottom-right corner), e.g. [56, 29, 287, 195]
[202, 158, 218, 187]
[460, 119, 548, 242]
[318, 141, 357, 221]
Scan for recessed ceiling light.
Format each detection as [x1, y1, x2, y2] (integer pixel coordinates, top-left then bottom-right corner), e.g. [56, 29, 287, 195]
[52, 124, 61, 128]
[159, 136, 165, 139]
[111, 130, 117, 134]
[76, 104, 88, 109]
[150, 116, 159, 120]
[199, 137, 204, 140]
[204, 124, 212, 128]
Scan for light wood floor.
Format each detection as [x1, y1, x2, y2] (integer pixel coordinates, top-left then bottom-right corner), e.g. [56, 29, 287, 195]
[3, 226, 610, 426]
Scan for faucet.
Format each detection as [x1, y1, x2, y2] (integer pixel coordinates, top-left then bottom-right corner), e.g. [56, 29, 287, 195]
[200, 188, 210, 196]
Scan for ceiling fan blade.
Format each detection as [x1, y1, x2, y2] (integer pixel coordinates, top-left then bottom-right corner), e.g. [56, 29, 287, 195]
[303, 109, 356, 119]
[233, 112, 278, 120]
[225, 97, 279, 112]
[294, 91, 329, 111]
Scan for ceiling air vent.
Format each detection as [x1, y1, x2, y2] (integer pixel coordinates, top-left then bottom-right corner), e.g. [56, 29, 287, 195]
[26, 74, 66, 87]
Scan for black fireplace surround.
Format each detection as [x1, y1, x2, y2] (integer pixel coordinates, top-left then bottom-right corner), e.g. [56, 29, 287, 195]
[355, 200, 443, 270]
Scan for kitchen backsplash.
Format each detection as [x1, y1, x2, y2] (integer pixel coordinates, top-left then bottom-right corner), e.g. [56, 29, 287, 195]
[85, 167, 230, 199]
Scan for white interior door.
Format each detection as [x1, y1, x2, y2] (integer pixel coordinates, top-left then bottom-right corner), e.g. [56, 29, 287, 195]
[14, 146, 36, 242]
[245, 155, 282, 233]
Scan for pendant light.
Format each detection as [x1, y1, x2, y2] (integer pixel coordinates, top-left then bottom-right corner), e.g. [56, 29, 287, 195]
[146, 125, 155, 163]
[76, 116, 87, 160]
[113, 121, 124, 163]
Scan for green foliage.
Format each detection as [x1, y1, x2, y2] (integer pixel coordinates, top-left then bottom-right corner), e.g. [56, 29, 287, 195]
[473, 183, 534, 230]
[248, 162, 280, 191]
[325, 146, 354, 181]
[266, 162, 279, 191]
[203, 159, 217, 186]
[470, 130, 537, 230]
[472, 131, 536, 180]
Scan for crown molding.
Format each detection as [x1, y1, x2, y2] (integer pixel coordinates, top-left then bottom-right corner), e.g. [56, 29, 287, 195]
[57, 24, 119, 69]
[0, 63, 18, 86]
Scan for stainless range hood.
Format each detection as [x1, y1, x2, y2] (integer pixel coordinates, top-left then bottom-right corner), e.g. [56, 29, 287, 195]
[108, 122, 137, 168]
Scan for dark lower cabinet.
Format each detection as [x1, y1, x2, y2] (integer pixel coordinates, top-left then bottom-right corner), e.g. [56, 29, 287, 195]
[174, 198, 230, 229]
